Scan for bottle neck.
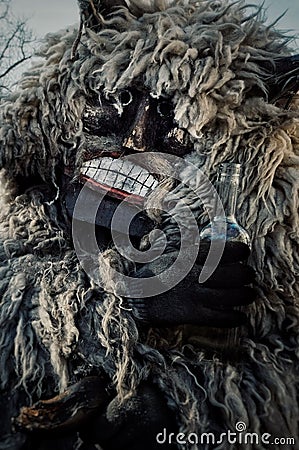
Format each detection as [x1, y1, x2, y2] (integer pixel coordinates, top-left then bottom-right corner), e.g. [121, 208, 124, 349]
[214, 163, 241, 221]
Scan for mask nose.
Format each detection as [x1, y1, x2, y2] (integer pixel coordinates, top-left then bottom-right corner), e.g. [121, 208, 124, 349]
[123, 94, 151, 152]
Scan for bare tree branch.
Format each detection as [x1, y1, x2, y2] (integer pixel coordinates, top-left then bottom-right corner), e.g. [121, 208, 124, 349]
[0, 0, 36, 96]
[0, 22, 23, 61]
[0, 0, 8, 20]
[0, 55, 31, 79]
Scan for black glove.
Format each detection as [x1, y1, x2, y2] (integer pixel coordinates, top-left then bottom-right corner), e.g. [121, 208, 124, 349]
[125, 241, 256, 328]
[80, 382, 177, 450]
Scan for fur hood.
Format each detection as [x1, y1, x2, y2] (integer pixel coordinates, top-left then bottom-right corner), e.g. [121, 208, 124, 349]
[0, 1, 299, 448]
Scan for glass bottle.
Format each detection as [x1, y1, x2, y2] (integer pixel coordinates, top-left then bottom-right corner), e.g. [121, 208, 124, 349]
[196, 162, 251, 352]
[199, 162, 251, 246]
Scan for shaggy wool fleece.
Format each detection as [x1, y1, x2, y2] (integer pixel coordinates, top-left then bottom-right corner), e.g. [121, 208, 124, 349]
[0, 1, 299, 449]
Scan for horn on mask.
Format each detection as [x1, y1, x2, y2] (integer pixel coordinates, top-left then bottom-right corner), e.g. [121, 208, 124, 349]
[77, 0, 178, 24]
[77, 0, 127, 28]
[124, 0, 179, 15]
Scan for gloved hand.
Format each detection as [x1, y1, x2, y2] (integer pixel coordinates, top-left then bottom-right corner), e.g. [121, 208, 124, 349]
[125, 241, 256, 327]
[80, 382, 177, 450]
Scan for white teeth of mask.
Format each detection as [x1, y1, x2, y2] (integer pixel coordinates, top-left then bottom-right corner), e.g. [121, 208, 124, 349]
[81, 157, 158, 198]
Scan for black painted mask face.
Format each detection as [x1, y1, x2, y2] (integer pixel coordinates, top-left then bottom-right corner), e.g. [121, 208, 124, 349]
[75, 88, 192, 204]
[82, 88, 192, 158]
[65, 88, 193, 241]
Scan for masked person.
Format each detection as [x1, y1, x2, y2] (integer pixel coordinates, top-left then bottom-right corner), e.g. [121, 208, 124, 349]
[0, 1, 299, 449]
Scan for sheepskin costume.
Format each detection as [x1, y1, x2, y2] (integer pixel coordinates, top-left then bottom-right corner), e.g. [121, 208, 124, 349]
[1, 0, 299, 448]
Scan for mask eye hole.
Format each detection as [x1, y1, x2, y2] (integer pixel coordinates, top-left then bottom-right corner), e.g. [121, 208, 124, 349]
[157, 101, 172, 117]
[119, 89, 133, 106]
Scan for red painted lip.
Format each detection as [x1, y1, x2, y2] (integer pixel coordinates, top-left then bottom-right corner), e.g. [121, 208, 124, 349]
[80, 174, 146, 206]
[82, 150, 126, 161]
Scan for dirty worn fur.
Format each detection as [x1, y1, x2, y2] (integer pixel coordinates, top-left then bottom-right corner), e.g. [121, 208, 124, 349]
[0, 1, 299, 449]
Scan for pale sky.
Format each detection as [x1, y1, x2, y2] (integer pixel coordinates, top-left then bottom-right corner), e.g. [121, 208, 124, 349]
[10, 0, 299, 48]
[11, 0, 79, 36]
[12, 0, 299, 36]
